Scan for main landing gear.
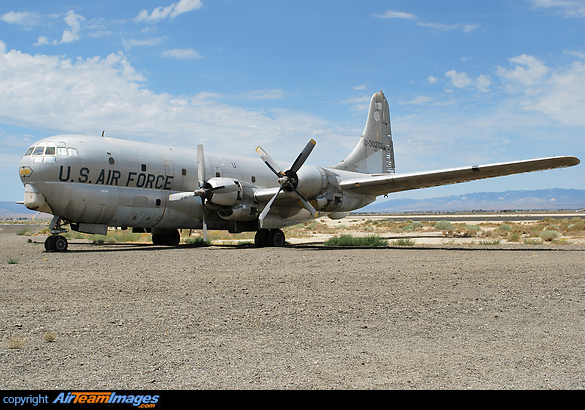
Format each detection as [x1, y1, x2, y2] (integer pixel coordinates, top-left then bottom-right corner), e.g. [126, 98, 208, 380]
[254, 228, 285, 248]
[45, 215, 68, 252]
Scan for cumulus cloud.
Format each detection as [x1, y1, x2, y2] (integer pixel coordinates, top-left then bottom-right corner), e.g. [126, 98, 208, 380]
[135, 0, 203, 23]
[495, 54, 550, 86]
[0, 47, 334, 160]
[528, 0, 585, 17]
[0, 11, 41, 26]
[375, 9, 479, 32]
[374, 10, 417, 20]
[33, 10, 85, 46]
[445, 70, 492, 91]
[161, 48, 202, 59]
[519, 61, 585, 126]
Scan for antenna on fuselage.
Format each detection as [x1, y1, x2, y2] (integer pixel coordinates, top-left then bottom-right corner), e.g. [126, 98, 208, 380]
[102, 131, 105, 137]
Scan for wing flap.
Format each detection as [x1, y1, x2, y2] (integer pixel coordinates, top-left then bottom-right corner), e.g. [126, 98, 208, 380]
[340, 156, 580, 197]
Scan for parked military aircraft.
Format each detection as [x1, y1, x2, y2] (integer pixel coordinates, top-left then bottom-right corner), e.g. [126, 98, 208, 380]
[18, 91, 580, 251]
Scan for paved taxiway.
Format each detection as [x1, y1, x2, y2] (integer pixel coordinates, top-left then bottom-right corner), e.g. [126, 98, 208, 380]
[1, 230, 583, 389]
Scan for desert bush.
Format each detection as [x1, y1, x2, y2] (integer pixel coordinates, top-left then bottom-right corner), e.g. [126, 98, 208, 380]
[539, 230, 559, 242]
[392, 238, 416, 246]
[508, 233, 521, 242]
[185, 237, 211, 246]
[434, 221, 455, 231]
[324, 234, 387, 247]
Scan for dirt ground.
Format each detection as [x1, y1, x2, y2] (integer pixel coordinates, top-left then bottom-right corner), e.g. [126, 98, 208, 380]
[1, 227, 584, 389]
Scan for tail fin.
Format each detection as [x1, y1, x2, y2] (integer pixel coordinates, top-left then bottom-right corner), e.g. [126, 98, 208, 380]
[332, 91, 395, 174]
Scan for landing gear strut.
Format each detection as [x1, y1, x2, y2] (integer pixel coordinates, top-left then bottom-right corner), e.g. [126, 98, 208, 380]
[254, 228, 285, 247]
[45, 215, 68, 252]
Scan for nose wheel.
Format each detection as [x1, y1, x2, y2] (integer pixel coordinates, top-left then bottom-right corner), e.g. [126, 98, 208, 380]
[45, 215, 69, 252]
[45, 235, 68, 252]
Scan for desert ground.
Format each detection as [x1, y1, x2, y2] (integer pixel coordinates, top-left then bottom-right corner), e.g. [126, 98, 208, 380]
[1, 215, 584, 389]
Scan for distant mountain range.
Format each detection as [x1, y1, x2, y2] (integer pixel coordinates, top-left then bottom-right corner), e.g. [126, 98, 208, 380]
[2, 188, 584, 219]
[362, 188, 585, 213]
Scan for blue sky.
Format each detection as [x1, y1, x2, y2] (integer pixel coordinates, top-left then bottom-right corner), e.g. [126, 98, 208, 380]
[1, 0, 584, 202]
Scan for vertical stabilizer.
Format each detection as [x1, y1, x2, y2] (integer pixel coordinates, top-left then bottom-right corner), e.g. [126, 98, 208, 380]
[332, 91, 395, 174]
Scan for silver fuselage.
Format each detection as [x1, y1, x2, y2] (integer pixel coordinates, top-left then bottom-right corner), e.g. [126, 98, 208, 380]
[18, 135, 372, 232]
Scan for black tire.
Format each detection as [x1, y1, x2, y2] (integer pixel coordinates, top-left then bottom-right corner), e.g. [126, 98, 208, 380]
[53, 235, 68, 252]
[45, 236, 56, 251]
[165, 230, 180, 246]
[254, 229, 270, 247]
[268, 229, 285, 247]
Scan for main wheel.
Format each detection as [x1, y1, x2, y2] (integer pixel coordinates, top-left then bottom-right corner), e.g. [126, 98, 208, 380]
[268, 229, 285, 247]
[164, 230, 180, 246]
[254, 229, 270, 247]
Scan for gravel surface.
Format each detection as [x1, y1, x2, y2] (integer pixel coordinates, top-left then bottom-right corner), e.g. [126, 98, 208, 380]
[1, 227, 584, 389]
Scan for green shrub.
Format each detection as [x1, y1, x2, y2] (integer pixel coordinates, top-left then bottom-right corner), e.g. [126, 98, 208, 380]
[508, 233, 521, 242]
[324, 234, 388, 247]
[539, 230, 559, 242]
[185, 237, 212, 246]
[434, 221, 455, 231]
[479, 239, 501, 245]
[392, 238, 416, 246]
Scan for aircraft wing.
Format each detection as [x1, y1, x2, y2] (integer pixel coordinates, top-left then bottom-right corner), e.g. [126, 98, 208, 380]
[339, 156, 580, 197]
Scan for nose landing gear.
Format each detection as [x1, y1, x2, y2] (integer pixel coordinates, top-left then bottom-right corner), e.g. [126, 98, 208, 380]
[44, 215, 69, 252]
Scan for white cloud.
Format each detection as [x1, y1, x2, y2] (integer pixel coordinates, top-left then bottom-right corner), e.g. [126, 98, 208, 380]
[239, 89, 284, 100]
[495, 54, 550, 86]
[374, 10, 417, 20]
[123, 37, 168, 49]
[528, 0, 585, 17]
[0, 47, 335, 161]
[0, 11, 41, 26]
[445, 70, 491, 91]
[135, 0, 203, 23]
[520, 61, 585, 126]
[161, 48, 202, 59]
[33, 10, 85, 46]
[375, 9, 479, 32]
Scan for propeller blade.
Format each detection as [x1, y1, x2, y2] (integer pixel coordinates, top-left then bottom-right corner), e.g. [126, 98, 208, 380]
[169, 191, 196, 201]
[291, 188, 319, 218]
[256, 146, 283, 176]
[289, 139, 316, 174]
[197, 144, 205, 188]
[258, 186, 283, 226]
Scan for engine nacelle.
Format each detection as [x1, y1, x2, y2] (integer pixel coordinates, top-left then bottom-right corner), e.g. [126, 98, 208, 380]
[206, 177, 240, 206]
[218, 204, 258, 221]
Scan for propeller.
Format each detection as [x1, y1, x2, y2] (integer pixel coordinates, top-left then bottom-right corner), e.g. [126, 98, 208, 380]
[168, 144, 209, 241]
[255, 139, 319, 227]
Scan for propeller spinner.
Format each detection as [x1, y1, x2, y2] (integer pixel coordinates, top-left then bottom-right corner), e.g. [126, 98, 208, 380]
[255, 139, 319, 227]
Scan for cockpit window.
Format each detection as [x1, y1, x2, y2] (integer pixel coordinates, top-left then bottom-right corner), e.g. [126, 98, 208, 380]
[25, 142, 78, 158]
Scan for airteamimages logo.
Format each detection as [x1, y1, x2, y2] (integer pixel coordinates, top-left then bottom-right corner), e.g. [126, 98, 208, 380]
[52, 392, 159, 407]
